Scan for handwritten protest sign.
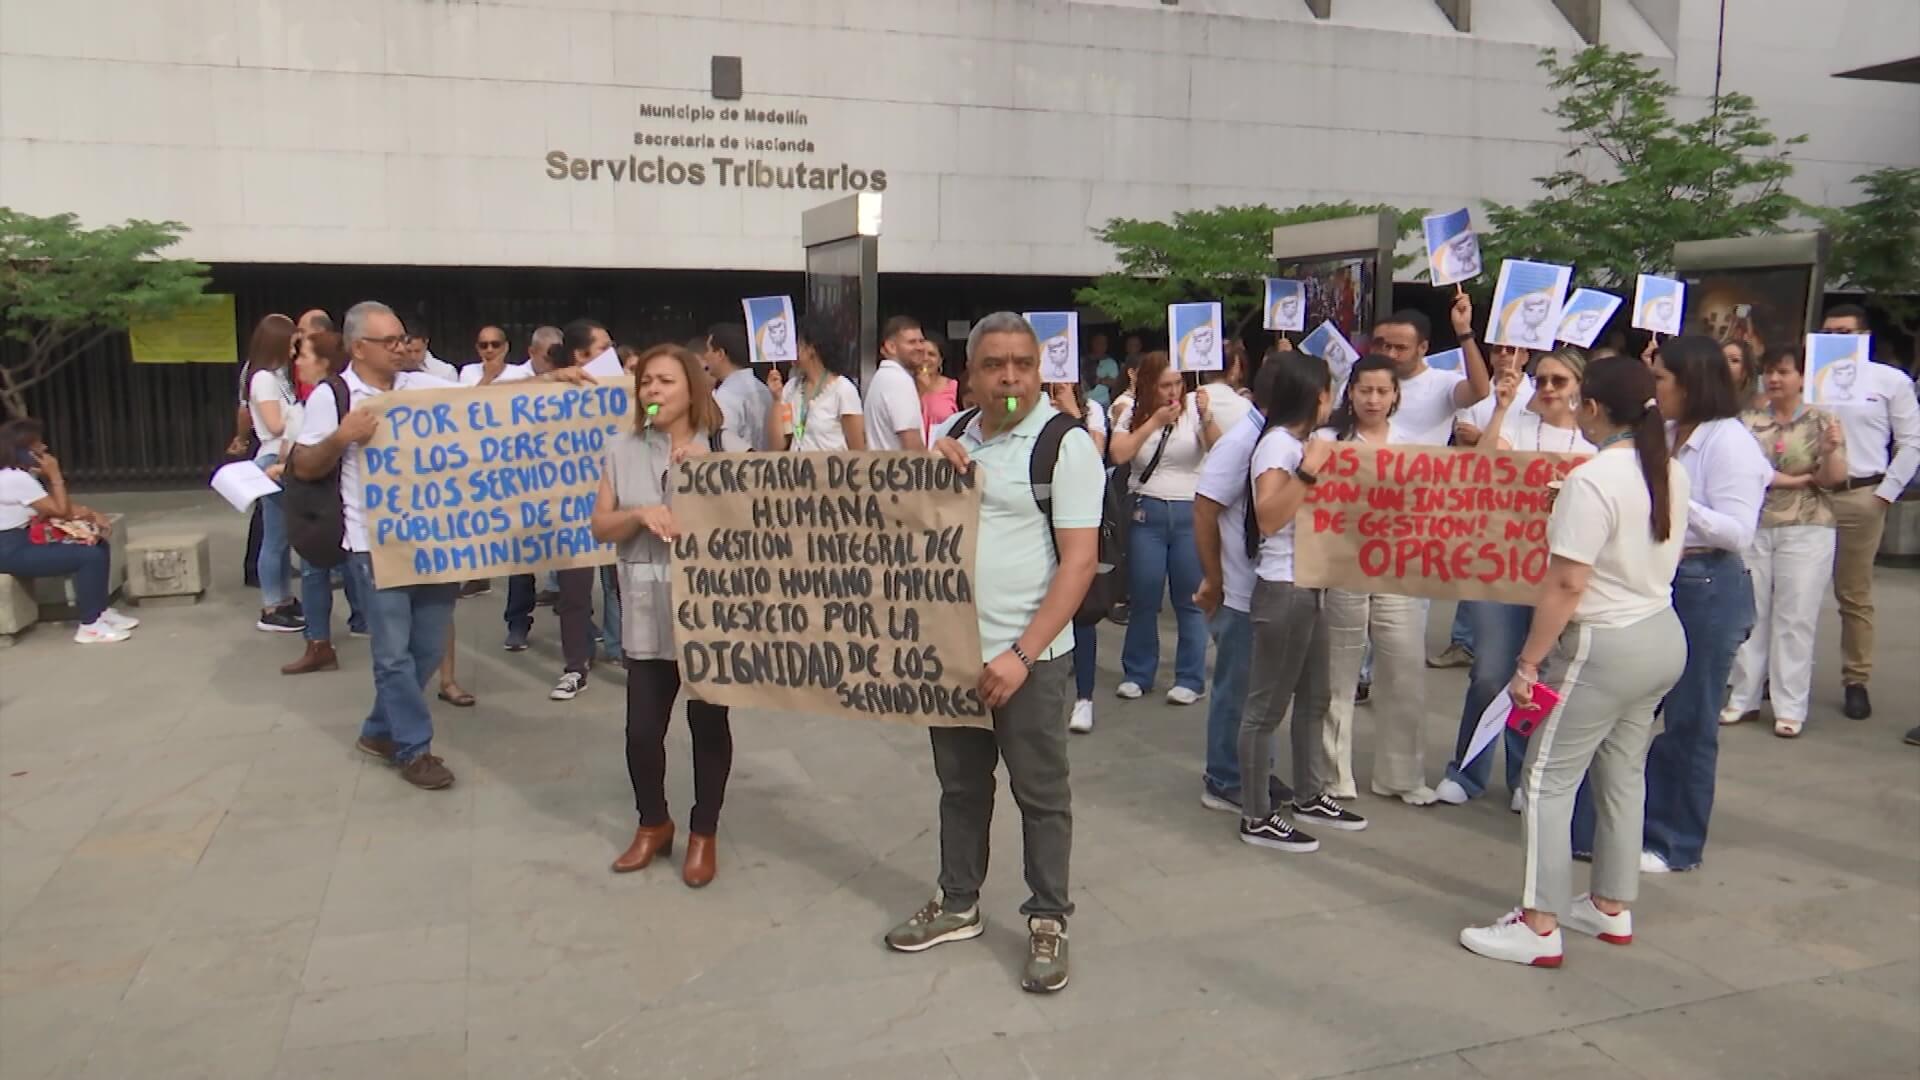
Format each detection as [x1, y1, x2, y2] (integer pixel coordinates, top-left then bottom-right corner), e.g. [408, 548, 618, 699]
[1295, 445, 1587, 605]
[361, 379, 631, 588]
[671, 452, 989, 728]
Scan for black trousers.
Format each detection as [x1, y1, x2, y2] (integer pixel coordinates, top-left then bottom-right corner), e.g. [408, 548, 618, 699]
[555, 567, 596, 675]
[626, 659, 732, 836]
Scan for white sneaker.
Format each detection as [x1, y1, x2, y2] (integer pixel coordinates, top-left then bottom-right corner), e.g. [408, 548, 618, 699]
[1459, 909, 1563, 968]
[1639, 850, 1672, 874]
[1510, 789, 1526, 814]
[1372, 783, 1439, 807]
[98, 607, 140, 631]
[1069, 700, 1094, 734]
[1433, 778, 1470, 806]
[1560, 894, 1633, 945]
[550, 671, 588, 701]
[1166, 686, 1201, 706]
[1115, 682, 1143, 700]
[74, 622, 131, 645]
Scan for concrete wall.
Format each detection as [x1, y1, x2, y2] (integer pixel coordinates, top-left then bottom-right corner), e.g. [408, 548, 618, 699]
[0, 0, 1914, 277]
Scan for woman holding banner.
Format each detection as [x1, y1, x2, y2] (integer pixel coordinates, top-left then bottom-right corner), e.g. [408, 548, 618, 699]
[1459, 356, 1688, 968]
[595, 344, 747, 887]
[1317, 354, 1436, 805]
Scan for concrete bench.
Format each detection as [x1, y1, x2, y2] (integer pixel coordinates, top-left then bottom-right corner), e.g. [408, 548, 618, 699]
[0, 574, 34, 646]
[125, 531, 212, 604]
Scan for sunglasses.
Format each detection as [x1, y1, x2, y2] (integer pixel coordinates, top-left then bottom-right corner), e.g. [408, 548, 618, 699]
[1534, 373, 1575, 389]
[477, 339, 507, 349]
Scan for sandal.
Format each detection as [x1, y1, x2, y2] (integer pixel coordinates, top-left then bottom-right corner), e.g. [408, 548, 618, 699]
[438, 686, 477, 708]
[1773, 718, 1803, 739]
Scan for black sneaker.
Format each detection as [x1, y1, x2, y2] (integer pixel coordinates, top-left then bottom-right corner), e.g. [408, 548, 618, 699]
[1904, 725, 1920, 747]
[1240, 813, 1319, 853]
[1843, 684, 1871, 720]
[256, 609, 306, 633]
[1291, 793, 1368, 832]
[535, 590, 559, 608]
[504, 627, 530, 652]
[1354, 680, 1372, 705]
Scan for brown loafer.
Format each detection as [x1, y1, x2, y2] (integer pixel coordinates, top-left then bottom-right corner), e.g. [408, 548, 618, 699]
[282, 641, 339, 675]
[682, 832, 716, 888]
[356, 735, 397, 761]
[398, 754, 455, 790]
[612, 821, 674, 873]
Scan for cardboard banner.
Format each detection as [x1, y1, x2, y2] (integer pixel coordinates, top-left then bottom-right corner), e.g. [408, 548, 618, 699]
[361, 379, 632, 587]
[671, 452, 989, 728]
[1295, 445, 1588, 605]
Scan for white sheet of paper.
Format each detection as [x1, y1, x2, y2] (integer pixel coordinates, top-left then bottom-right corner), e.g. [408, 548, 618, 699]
[1462, 693, 1513, 769]
[1489, 259, 1573, 350]
[582, 346, 624, 378]
[212, 460, 280, 514]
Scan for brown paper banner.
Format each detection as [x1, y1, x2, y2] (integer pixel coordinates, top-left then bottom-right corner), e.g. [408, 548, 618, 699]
[670, 452, 990, 728]
[1294, 445, 1588, 605]
[361, 379, 631, 588]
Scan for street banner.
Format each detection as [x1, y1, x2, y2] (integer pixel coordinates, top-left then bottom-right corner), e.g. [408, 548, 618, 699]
[130, 293, 236, 364]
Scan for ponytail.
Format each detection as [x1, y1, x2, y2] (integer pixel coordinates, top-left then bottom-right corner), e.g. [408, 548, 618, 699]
[1632, 403, 1673, 543]
[1579, 355, 1672, 542]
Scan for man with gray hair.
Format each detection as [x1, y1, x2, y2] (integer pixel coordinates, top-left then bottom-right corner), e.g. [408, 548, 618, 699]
[884, 312, 1103, 994]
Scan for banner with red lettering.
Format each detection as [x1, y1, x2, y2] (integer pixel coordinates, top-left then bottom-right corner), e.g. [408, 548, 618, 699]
[1295, 445, 1588, 605]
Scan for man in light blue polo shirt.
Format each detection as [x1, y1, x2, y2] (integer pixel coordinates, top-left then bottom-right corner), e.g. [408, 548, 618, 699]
[884, 312, 1102, 995]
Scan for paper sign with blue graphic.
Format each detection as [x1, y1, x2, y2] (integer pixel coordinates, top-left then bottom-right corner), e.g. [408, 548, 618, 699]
[742, 296, 798, 365]
[1490, 259, 1573, 351]
[1300, 320, 1359, 386]
[1556, 289, 1622, 348]
[1806, 333, 1874, 406]
[1263, 278, 1306, 332]
[1631, 275, 1685, 336]
[1169, 302, 1223, 373]
[1024, 311, 1080, 383]
[1423, 208, 1482, 286]
[1426, 347, 1465, 372]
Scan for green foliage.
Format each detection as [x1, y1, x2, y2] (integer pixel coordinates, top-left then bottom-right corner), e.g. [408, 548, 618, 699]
[1820, 167, 1920, 336]
[1075, 203, 1423, 332]
[0, 208, 210, 418]
[1480, 46, 1806, 290]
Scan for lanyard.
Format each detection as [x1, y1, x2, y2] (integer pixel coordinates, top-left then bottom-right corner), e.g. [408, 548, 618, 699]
[794, 376, 831, 444]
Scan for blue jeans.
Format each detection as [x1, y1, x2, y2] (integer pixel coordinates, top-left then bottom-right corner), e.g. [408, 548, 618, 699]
[1120, 497, 1207, 692]
[1204, 605, 1252, 792]
[1450, 600, 1479, 652]
[1072, 621, 1097, 699]
[255, 455, 293, 610]
[302, 555, 369, 642]
[0, 527, 110, 624]
[1442, 600, 1533, 798]
[356, 552, 458, 764]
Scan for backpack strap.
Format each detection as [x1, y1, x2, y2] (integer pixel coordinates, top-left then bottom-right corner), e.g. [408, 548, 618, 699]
[327, 374, 350, 423]
[947, 407, 980, 441]
[1029, 412, 1080, 562]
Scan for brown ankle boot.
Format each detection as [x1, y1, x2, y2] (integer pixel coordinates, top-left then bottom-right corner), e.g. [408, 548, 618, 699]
[611, 821, 674, 873]
[682, 832, 716, 888]
[281, 641, 339, 675]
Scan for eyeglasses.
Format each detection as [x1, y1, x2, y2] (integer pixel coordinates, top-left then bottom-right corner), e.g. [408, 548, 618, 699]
[359, 335, 407, 350]
[1534, 374, 1575, 389]
[476, 339, 507, 349]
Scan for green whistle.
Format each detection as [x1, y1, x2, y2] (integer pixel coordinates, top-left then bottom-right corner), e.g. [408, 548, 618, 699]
[645, 402, 661, 419]
[1005, 396, 1018, 414]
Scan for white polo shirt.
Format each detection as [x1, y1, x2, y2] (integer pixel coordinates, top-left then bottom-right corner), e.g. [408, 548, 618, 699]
[297, 365, 456, 553]
[862, 358, 924, 450]
[459, 361, 533, 387]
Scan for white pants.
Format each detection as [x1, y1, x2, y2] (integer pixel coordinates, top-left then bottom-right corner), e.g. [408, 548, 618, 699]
[1324, 589, 1427, 797]
[1726, 525, 1836, 724]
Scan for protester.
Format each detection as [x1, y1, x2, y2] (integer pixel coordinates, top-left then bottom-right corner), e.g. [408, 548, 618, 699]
[459, 325, 525, 387]
[1195, 340, 1255, 448]
[1048, 380, 1107, 733]
[704, 323, 772, 452]
[1108, 351, 1208, 704]
[0, 419, 136, 644]
[595, 344, 747, 885]
[864, 316, 928, 450]
[1434, 347, 1533, 671]
[1084, 332, 1120, 410]
[766, 316, 866, 452]
[548, 319, 615, 702]
[502, 326, 563, 651]
[403, 325, 459, 381]
[1631, 335, 1770, 873]
[1817, 305, 1920, 722]
[243, 313, 305, 633]
[915, 337, 960, 440]
[1722, 346, 1847, 737]
[1369, 296, 1492, 447]
[1458, 355, 1689, 969]
[1723, 339, 1760, 407]
[1318, 355, 1436, 805]
[887, 312, 1100, 995]
[283, 331, 367, 675]
[1238, 350, 1369, 852]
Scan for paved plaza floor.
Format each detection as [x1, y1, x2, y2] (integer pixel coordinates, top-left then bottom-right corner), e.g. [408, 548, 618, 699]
[2, 492, 1916, 1080]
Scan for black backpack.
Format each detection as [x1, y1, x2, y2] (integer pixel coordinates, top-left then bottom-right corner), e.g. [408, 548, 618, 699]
[284, 375, 352, 569]
[948, 408, 1127, 626]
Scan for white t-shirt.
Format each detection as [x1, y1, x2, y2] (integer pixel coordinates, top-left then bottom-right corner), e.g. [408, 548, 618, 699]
[1195, 411, 1264, 611]
[249, 368, 298, 462]
[420, 352, 459, 382]
[862, 359, 924, 450]
[1201, 383, 1254, 443]
[782, 374, 863, 452]
[297, 365, 457, 553]
[1395, 365, 1469, 446]
[1250, 426, 1306, 583]
[1082, 398, 1109, 445]
[1503, 410, 1594, 455]
[0, 468, 48, 532]
[1548, 447, 1690, 629]
[1457, 377, 1534, 443]
[459, 361, 534, 387]
[1114, 394, 1207, 501]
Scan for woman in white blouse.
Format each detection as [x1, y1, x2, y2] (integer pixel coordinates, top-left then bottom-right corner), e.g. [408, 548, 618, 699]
[1052, 381, 1109, 734]
[766, 316, 867, 453]
[244, 314, 304, 633]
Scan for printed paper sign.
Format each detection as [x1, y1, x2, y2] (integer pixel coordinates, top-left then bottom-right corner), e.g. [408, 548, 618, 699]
[129, 293, 237, 364]
[1426, 347, 1465, 372]
[582, 347, 624, 378]
[1632, 274, 1685, 335]
[361, 380, 632, 588]
[1490, 259, 1573, 351]
[1556, 289, 1623, 348]
[1806, 333, 1873, 405]
[671, 452, 989, 728]
[1423, 208, 1483, 286]
[1300, 320, 1360, 386]
[1294, 445, 1589, 605]
[1025, 311, 1080, 383]
[744, 296, 798, 365]
[1169, 302, 1223, 372]
[1263, 278, 1306, 332]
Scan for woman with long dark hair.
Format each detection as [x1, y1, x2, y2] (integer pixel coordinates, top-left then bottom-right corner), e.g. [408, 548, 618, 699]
[283, 331, 370, 675]
[245, 313, 304, 633]
[766, 315, 867, 452]
[1459, 356, 1689, 967]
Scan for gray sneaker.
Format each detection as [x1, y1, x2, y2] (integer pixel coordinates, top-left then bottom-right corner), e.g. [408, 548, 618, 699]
[1021, 917, 1069, 993]
[884, 892, 983, 953]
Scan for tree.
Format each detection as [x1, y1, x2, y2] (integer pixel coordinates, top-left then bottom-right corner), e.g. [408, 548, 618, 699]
[1075, 203, 1424, 333]
[0, 209, 210, 419]
[1479, 46, 1806, 289]
[1821, 166, 1920, 338]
